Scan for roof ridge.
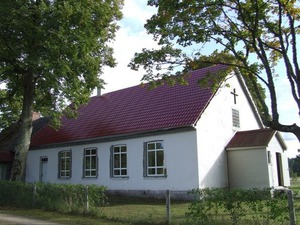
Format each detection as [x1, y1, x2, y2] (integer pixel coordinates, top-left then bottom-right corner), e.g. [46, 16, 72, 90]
[91, 64, 229, 98]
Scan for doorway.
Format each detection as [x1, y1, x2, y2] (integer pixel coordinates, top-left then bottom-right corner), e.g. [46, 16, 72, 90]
[39, 157, 48, 182]
[276, 153, 283, 186]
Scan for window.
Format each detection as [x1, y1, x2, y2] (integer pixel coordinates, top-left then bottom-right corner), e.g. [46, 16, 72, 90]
[232, 108, 240, 128]
[83, 148, 98, 178]
[144, 141, 166, 177]
[58, 150, 71, 179]
[111, 145, 127, 177]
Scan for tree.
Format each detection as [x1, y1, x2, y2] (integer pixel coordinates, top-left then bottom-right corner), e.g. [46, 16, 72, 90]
[289, 155, 300, 176]
[0, 0, 123, 181]
[130, 0, 300, 141]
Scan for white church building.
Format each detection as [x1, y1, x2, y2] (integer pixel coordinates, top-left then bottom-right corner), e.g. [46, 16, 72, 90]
[26, 65, 290, 198]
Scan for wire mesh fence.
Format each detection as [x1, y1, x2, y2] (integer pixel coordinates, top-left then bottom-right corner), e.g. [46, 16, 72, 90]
[0, 181, 298, 225]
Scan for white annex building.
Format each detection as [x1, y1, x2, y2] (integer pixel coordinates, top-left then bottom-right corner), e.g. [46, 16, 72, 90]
[25, 65, 290, 198]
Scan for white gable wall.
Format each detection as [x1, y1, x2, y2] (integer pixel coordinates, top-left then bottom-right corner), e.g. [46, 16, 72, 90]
[27, 130, 200, 192]
[195, 73, 262, 188]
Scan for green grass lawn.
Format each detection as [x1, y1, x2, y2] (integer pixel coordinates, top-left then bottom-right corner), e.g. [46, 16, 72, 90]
[1, 187, 300, 225]
[0, 197, 191, 225]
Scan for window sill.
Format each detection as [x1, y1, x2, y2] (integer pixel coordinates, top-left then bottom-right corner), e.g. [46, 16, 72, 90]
[144, 175, 167, 179]
[110, 176, 129, 180]
[82, 176, 98, 179]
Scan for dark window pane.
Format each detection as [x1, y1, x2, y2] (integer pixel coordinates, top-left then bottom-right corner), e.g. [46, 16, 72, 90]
[91, 157, 96, 169]
[148, 151, 155, 166]
[121, 146, 127, 152]
[114, 155, 120, 168]
[157, 151, 164, 166]
[157, 168, 164, 175]
[86, 158, 91, 169]
[148, 143, 155, 150]
[114, 146, 120, 153]
[121, 155, 127, 168]
[156, 142, 163, 149]
[148, 168, 155, 175]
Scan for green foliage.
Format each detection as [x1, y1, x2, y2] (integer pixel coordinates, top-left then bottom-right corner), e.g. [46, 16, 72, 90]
[35, 183, 107, 213]
[0, 181, 107, 214]
[0, 0, 123, 180]
[0, 89, 22, 129]
[289, 155, 300, 176]
[131, 0, 300, 139]
[186, 188, 289, 225]
[0, 0, 123, 129]
[0, 181, 33, 207]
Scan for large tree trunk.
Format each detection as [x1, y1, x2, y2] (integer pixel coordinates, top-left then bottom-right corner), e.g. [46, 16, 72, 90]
[10, 74, 35, 181]
[264, 120, 300, 143]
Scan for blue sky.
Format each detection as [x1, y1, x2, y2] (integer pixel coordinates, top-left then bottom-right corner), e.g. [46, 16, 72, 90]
[100, 0, 299, 157]
[100, 0, 158, 94]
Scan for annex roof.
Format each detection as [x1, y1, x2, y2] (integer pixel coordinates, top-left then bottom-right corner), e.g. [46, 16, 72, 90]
[226, 129, 287, 150]
[30, 65, 229, 148]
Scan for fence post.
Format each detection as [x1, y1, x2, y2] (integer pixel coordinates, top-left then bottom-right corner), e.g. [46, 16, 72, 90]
[286, 189, 296, 225]
[32, 184, 37, 207]
[166, 190, 171, 225]
[85, 185, 89, 212]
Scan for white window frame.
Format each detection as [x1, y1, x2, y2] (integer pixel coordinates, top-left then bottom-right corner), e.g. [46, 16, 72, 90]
[111, 145, 127, 177]
[83, 147, 98, 178]
[145, 141, 165, 177]
[58, 150, 71, 179]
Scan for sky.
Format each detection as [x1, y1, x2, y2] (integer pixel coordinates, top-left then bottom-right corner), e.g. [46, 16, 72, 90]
[98, 0, 300, 157]
[99, 0, 158, 94]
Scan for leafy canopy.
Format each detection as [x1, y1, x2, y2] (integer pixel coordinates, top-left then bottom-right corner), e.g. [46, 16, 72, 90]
[0, 0, 123, 128]
[130, 0, 300, 140]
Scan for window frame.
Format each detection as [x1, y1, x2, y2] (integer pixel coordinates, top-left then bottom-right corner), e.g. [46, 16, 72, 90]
[144, 141, 166, 177]
[58, 150, 72, 179]
[83, 147, 98, 178]
[110, 144, 128, 178]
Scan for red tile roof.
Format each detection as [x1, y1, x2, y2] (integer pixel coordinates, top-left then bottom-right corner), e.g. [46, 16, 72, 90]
[226, 129, 282, 149]
[30, 65, 229, 148]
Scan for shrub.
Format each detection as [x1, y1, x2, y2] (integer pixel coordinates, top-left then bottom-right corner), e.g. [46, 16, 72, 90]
[186, 188, 289, 225]
[35, 183, 107, 213]
[0, 181, 107, 214]
[0, 181, 33, 207]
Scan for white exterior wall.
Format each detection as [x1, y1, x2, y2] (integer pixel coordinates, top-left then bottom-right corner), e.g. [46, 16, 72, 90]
[195, 74, 262, 188]
[26, 130, 199, 192]
[227, 148, 270, 188]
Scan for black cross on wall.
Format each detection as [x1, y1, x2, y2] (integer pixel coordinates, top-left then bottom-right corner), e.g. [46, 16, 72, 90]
[231, 88, 238, 104]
